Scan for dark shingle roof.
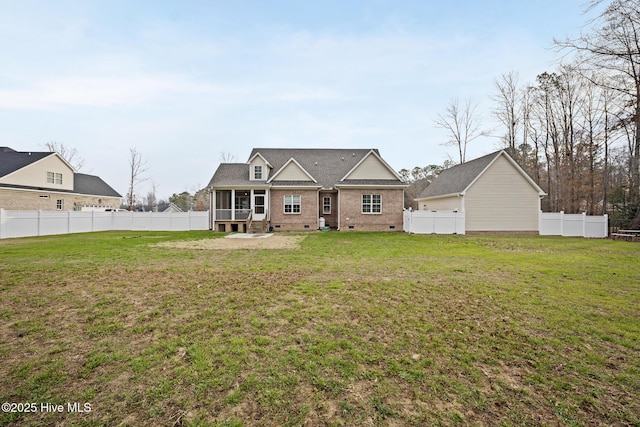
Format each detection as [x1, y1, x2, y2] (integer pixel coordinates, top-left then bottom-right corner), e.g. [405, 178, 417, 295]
[0, 150, 53, 177]
[417, 151, 502, 199]
[208, 148, 405, 189]
[207, 163, 251, 187]
[74, 173, 122, 198]
[252, 148, 374, 188]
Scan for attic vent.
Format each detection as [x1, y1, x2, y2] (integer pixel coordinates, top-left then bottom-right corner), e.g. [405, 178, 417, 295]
[315, 161, 318, 166]
[341, 156, 344, 161]
[352, 153, 355, 157]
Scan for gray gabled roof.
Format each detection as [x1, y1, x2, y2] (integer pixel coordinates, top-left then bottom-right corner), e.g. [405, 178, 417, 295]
[207, 163, 252, 187]
[256, 148, 376, 188]
[74, 173, 122, 198]
[0, 149, 54, 177]
[416, 150, 545, 200]
[209, 148, 404, 189]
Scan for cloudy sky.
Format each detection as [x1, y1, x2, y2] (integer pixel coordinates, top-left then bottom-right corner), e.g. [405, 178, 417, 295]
[0, 0, 599, 200]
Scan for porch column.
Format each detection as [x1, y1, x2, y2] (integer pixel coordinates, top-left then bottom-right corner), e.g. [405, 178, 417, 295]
[231, 189, 236, 221]
[250, 189, 254, 213]
[209, 190, 216, 230]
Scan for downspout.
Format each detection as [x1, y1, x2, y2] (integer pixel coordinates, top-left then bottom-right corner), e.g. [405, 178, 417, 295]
[317, 188, 321, 229]
[337, 187, 341, 230]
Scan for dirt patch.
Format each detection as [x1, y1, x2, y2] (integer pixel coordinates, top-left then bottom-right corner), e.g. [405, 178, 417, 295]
[154, 234, 306, 250]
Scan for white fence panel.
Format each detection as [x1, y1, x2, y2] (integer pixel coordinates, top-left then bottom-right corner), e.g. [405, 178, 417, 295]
[111, 212, 132, 230]
[132, 212, 152, 231]
[539, 212, 562, 235]
[403, 210, 465, 234]
[563, 214, 586, 237]
[94, 212, 114, 231]
[539, 211, 608, 238]
[39, 211, 70, 236]
[0, 209, 210, 239]
[585, 215, 608, 238]
[69, 212, 94, 234]
[1, 210, 39, 239]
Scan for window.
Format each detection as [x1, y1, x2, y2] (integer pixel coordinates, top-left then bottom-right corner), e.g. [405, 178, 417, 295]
[254, 165, 263, 180]
[56, 199, 63, 210]
[362, 194, 381, 213]
[46, 172, 63, 185]
[323, 197, 331, 214]
[284, 195, 301, 214]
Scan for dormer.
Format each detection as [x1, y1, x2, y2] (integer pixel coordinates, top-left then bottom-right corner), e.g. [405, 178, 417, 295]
[248, 152, 271, 181]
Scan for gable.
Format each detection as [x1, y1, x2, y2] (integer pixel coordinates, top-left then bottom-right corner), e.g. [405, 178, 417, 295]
[416, 150, 545, 201]
[342, 151, 400, 181]
[269, 158, 316, 182]
[466, 152, 545, 196]
[468, 155, 539, 196]
[0, 153, 75, 191]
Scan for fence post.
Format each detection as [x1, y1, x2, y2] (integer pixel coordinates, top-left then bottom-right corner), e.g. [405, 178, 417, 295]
[604, 214, 609, 238]
[38, 209, 43, 236]
[559, 211, 564, 236]
[0, 208, 4, 239]
[68, 210, 72, 234]
[539, 210, 542, 235]
[582, 212, 587, 238]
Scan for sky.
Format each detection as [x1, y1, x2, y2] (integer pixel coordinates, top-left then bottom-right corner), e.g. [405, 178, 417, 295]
[0, 0, 602, 201]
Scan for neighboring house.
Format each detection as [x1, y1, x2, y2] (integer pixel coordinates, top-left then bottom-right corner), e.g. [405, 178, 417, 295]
[207, 148, 407, 232]
[132, 202, 184, 213]
[0, 147, 122, 211]
[415, 150, 546, 233]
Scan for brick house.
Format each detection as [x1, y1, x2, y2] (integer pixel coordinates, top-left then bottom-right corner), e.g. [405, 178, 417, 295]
[207, 148, 407, 232]
[0, 147, 122, 211]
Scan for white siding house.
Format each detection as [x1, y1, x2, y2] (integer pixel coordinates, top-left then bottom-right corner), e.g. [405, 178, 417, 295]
[415, 150, 546, 233]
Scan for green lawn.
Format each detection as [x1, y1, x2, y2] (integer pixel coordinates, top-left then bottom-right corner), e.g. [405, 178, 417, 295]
[1, 231, 639, 426]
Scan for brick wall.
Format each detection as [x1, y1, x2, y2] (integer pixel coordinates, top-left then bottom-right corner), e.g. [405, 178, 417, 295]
[269, 189, 319, 231]
[0, 188, 121, 211]
[339, 188, 404, 231]
[319, 191, 338, 228]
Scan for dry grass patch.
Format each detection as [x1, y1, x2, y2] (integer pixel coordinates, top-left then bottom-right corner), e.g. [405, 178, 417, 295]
[154, 234, 306, 250]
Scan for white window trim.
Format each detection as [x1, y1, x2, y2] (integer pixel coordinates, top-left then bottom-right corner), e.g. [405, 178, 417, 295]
[362, 194, 382, 214]
[284, 194, 301, 214]
[254, 165, 263, 180]
[46, 171, 63, 185]
[323, 196, 331, 214]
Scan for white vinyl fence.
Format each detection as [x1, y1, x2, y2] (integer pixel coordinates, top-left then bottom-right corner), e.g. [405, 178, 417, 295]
[0, 209, 209, 239]
[539, 211, 608, 238]
[403, 210, 466, 234]
[404, 209, 608, 238]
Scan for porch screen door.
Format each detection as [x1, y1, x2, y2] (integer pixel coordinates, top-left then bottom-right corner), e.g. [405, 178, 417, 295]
[253, 191, 266, 220]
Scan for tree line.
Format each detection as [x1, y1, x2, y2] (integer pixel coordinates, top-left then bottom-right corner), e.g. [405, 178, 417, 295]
[404, 0, 640, 228]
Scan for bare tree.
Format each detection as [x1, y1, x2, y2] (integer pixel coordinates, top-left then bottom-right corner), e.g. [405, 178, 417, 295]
[492, 71, 521, 153]
[434, 97, 488, 164]
[146, 182, 158, 212]
[126, 148, 148, 211]
[220, 152, 238, 163]
[42, 141, 85, 171]
[555, 0, 640, 210]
